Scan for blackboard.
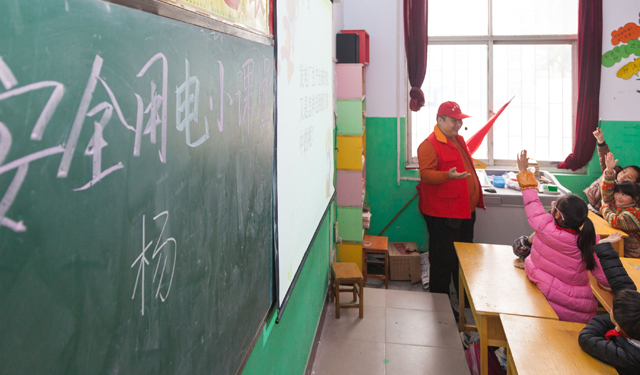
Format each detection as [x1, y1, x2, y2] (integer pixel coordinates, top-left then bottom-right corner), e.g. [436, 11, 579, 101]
[0, 1, 274, 374]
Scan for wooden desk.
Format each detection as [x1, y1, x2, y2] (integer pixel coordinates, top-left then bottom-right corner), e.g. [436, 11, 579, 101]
[455, 242, 558, 375]
[362, 235, 389, 288]
[589, 211, 628, 257]
[590, 257, 640, 312]
[500, 314, 617, 375]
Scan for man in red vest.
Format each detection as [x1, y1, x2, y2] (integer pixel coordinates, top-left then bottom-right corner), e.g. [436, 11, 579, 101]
[417, 101, 485, 303]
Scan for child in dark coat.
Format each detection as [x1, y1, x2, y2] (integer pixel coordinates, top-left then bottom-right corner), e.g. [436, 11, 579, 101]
[578, 235, 640, 375]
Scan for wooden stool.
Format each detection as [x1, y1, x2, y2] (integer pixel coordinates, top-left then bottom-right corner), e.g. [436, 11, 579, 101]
[362, 235, 389, 289]
[330, 262, 364, 319]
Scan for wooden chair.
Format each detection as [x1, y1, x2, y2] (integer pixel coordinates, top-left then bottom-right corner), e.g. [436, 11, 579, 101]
[330, 262, 364, 318]
[362, 235, 389, 289]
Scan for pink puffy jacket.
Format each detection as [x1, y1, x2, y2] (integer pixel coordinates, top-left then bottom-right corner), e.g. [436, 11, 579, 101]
[522, 189, 609, 323]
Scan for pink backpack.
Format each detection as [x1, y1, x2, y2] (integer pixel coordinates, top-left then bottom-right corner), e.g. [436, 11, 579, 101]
[464, 342, 505, 375]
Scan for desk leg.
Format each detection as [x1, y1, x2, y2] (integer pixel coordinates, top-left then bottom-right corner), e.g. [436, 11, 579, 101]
[615, 240, 625, 258]
[458, 264, 466, 332]
[480, 315, 488, 375]
[362, 250, 367, 286]
[506, 347, 516, 375]
[330, 272, 335, 303]
[384, 252, 389, 289]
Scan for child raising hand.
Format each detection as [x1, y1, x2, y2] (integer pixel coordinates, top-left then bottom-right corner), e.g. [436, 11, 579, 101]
[600, 152, 640, 258]
[515, 150, 611, 323]
[583, 128, 640, 213]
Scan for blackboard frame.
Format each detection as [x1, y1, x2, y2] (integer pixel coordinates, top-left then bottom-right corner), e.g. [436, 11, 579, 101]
[104, 0, 274, 47]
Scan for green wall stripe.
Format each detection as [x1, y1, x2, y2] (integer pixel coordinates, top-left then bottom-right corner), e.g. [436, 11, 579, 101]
[242, 204, 333, 375]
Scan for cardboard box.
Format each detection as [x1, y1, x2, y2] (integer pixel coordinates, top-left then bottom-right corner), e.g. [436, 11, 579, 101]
[388, 242, 421, 283]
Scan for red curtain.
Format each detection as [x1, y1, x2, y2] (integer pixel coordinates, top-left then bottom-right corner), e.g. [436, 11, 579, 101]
[558, 0, 602, 170]
[404, 0, 428, 112]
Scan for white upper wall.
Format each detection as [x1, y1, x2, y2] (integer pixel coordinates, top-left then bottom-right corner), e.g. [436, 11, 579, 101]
[343, 0, 406, 118]
[332, 1, 344, 61]
[599, 0, 640, 122]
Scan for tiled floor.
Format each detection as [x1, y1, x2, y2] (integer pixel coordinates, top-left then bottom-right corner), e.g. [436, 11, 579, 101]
[310, 287, 471, 375]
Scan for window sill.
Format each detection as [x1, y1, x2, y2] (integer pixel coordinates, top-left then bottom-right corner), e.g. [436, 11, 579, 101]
[404, 162, 586, 175]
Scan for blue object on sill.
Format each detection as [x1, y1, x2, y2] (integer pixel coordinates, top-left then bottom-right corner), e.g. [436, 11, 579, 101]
[492, 176, 505, 188]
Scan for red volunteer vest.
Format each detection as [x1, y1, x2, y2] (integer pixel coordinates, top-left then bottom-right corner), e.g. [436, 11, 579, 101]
[417, 132, 485, 219]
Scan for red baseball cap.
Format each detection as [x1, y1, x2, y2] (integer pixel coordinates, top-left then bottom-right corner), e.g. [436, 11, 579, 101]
[437, 101, 470, 120]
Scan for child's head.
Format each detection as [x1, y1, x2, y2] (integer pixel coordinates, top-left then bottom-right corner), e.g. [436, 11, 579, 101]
[616, 165, 640, 183]
[612, 180, 640, 207]
[612, 290, 640, 340]
[554, 195, 597, 270]
[554, 194, 589, 228]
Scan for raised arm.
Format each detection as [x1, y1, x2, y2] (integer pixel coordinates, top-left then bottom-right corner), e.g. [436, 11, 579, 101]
[594, 128, 610, 172]
[515, 150, 552, 232]
[600, 152, 618, 206]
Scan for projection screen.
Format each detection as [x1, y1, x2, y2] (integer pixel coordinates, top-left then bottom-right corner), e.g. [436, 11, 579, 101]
[275, 0, 334, 320]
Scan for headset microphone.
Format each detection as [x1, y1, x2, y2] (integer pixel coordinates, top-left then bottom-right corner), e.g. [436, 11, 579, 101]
[464, 127, 468, 130]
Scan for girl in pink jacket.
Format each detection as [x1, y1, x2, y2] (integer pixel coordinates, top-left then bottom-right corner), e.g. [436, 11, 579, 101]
[515, 150, 611, 324]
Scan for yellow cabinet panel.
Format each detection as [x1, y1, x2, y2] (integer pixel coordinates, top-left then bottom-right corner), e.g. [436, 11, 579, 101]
[337, 241, 363, 271]
[336, 135, 364, 171]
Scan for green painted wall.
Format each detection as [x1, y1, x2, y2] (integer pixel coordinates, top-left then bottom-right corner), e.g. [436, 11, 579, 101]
[365, 117, 428, 251]
[555, 120, 640, 198]
[242, 204, 333, 375]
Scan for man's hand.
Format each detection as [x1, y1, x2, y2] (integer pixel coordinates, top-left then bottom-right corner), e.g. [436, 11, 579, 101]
[448, 167, 471, 179]
[598, 232, 623, 244]
[516, 150, 529, 172]
[604, 152, 618, 176]
[593, 128, 605, 144]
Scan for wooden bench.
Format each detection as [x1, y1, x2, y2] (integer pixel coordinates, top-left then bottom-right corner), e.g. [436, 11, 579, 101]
[501, 314, 617, 374]
[330, 262, 364, 318]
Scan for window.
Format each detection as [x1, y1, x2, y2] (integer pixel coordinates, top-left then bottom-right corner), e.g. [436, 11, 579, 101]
[407, 0, 578, 168]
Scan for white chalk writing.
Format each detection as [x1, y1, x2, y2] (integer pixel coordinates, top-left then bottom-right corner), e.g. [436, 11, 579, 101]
[131, 211, 177, 316]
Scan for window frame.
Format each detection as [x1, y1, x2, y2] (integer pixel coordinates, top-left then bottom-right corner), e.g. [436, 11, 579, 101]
[405, 25, 578, 171]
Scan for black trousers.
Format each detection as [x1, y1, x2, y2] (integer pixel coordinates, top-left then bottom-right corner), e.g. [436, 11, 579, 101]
[423, 212, 476, 296]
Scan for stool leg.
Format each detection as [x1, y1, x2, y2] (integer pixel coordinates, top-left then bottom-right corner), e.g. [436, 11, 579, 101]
[352, 282, 357, 302]
[335, 280, 341, 319]
[358, 280, 364, 318]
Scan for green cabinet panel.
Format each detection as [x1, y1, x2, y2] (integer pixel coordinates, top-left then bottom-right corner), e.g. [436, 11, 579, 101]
[337, 206, 364, 242]
[336, 99, 365, 135]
